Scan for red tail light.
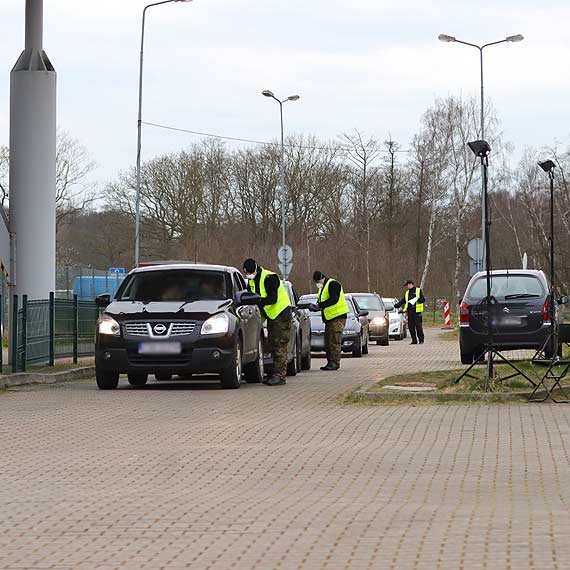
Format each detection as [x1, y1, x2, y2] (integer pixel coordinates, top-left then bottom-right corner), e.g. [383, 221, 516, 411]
[460, 302, 470, 324]
[542, 299, 550, 323]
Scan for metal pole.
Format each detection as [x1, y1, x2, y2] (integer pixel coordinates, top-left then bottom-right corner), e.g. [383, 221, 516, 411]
[279, 100, 286, 257]
[73, 294, 78, 364]
[135, 0, 182, 267]
[479, 48, 485, 260]
[21, 294, 27, 373]
[49, 291, 54, 366]
[11, 295, 18, 373]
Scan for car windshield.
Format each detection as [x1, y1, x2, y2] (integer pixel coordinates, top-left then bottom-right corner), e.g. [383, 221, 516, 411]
[353, 295, 382, 310]
[117, 270, 228, 302]
[383, 299, 395, 311]
[465, 274, 545, 301]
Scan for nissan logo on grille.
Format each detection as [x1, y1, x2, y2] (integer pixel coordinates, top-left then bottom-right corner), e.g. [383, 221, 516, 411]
[153, 323, 168, 335]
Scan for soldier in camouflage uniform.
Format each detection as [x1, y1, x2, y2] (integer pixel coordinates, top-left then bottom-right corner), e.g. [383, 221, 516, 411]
[243, 258, 292, 386]
[312, 271, 349, 371]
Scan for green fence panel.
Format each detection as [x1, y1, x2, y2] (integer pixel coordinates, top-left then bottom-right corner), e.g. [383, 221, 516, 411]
[22, 299, 50, 366]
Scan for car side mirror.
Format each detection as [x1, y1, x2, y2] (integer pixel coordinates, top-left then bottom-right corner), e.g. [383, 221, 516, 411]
[558, 295, 570, 305]
[359, 310, 369, 317]
[236, 290, 261, 306]
[296, 302, 311, 310]
[95, 294, 111, 308]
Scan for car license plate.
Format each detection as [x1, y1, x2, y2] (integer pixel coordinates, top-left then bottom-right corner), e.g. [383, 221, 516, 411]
[138, 342, 181, 355]
[500, 316, 522, 326]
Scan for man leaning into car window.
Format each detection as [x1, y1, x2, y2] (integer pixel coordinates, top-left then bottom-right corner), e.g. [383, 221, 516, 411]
[243, 258, 292, 386]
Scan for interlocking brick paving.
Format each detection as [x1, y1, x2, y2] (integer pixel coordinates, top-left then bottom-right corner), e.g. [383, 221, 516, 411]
[1, 330, 569, 570]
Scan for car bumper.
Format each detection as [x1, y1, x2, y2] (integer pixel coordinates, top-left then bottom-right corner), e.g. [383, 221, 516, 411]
[369, 324, 388, 340]
[459, 324, 552, 352]
[388, 322, 402, 336]
[310, 332, 359, 352]
[95, 335, 236, 374]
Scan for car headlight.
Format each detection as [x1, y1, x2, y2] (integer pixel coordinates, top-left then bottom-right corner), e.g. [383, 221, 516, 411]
[372, 316, 386, 325]
[98, 315, 120, 336]
[389, 316, 399, 323]
[201, 313, 229, 335]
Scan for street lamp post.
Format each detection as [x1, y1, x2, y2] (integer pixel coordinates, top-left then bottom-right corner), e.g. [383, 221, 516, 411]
[261, 90, 300, 278]
[135, 0, 192, 267]
[438, 33, 524, 268]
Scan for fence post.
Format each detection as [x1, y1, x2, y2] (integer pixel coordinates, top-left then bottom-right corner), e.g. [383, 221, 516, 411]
[49, 292, 55, 366]
[73, 294, 78, 364]
[11, 295, 18, 373]
[21, 294, 28, 373]
[432, 296, 436, 325]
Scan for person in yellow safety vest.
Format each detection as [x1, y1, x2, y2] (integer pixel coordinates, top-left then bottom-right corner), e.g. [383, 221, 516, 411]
[312, 271, 349, 371]
[394, 279, 425, 345]
[243, 258, 292, 386]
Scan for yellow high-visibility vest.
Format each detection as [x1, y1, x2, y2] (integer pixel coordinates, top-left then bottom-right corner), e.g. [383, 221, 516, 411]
[404, 288, 424, 313]
[318, 279, 349, 321]
[248, 268, 290, 320]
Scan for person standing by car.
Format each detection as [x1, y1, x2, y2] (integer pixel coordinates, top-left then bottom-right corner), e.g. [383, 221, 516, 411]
[243, 258, 291, 386]
[312, 271, 349, 371]
[395, 279, 425, 345]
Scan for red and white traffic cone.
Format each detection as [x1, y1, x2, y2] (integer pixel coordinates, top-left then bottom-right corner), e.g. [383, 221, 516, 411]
[441, 300, 454, 330]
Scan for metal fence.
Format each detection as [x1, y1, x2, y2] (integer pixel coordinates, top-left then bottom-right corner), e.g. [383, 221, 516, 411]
[56, 265, 124, 301]
[8, 293, 99, 373]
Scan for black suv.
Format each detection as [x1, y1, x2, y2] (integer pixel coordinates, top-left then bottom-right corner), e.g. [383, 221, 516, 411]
[94, 264, 264, 390]
[459, 269, 560, 364]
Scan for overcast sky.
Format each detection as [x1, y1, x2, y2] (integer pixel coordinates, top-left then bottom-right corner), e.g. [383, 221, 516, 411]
[1, 0, 569, 190]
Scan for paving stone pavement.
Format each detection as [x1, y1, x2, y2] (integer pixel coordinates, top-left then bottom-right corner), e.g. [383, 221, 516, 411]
[1, 329, 570, 570]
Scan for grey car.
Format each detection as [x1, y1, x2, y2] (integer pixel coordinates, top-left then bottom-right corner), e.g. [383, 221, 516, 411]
[299, 294, 370, 357]
[352, 293, 390, 345]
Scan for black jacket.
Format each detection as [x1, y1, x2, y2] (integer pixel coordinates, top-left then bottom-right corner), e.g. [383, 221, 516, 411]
[395, 287, 425, 314]
[251, 268, 291, 320]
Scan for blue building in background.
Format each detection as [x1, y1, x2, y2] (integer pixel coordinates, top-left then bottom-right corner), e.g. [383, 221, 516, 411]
[73, 274, 125, 301]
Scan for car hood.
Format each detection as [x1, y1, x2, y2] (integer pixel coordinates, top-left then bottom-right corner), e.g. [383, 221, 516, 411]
[105, 300, 232, 320]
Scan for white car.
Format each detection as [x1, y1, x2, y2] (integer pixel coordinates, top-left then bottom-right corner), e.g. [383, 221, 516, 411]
[382, 297, 407, 340]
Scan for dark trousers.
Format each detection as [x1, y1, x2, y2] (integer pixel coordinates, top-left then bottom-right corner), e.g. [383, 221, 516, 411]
[408, 311, 424, 343]
[267, 317, 291, 380]
[324, 317, 346, 367]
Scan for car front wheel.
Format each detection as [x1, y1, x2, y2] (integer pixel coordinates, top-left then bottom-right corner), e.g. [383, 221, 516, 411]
[244, 337, 265, 383]
[287, 338, 300, 376]
[352, 337, 363, 358]
[221, 340, 242, 389]
[96, 369, 119, 390]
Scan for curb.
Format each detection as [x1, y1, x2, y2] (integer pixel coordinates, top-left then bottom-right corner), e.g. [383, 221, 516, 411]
[351, 388, 567, 403]
[0, 367, 95, 389]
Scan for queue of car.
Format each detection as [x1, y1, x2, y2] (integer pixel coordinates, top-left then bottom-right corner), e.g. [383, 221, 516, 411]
[93, 263, 401, 390]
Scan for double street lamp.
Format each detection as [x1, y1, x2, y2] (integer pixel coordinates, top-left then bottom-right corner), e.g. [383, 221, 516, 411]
[135, 0, 192, 267]
[261, 90, 300, 277]
[438, 33, 524, 265]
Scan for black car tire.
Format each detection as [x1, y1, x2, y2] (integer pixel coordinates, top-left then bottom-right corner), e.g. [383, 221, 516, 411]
[244, 337, 265, 383]
[96, 369, 119, 390]
[128, 374, 148, 386]
[544, 338, 560, 360]
[221, 340, 242, 389]
[300, 343, 312, 370]
[155, 373, 171, 381]
[378, 335, 389, 346]
[460, 348, 474, 365]
[353, 337, 363, 358]
[287, 338, 300, 376]
[362, 339, 369, 355]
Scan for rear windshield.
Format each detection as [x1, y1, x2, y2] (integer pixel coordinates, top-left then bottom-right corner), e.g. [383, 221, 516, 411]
[465, 274, 545, 301]
[353, 295, 383, 310]
[383, 299, 395, 311]
[117, 270, 228, 302]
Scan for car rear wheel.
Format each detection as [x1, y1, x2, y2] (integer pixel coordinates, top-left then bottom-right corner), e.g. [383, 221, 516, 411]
[287, 338, 300, 376]
[460, 348, 474, 365]
[128, 374, 148, 386]
[221, 340, 242, 389]
[353, 337, 363, 358]
[300, 343, 312, 370]
[244, 337, 265, 383]
[96, 369, 119, 390]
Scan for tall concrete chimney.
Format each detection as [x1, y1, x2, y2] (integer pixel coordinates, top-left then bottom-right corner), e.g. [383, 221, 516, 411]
[9, 0, 57, 300]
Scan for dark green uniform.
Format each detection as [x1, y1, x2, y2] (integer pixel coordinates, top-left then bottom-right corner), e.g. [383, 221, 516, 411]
[248, 268, 291, 380]
[318, 278, 349, 368]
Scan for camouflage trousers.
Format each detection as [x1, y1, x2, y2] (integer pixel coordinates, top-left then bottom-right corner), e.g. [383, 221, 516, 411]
[325, 316, 346, 367]
[267, 316, 292, 380]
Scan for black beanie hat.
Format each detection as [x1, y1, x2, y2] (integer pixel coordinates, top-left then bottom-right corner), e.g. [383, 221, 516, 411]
[313, 271, 325, 282]
[243, 258, 257, 273]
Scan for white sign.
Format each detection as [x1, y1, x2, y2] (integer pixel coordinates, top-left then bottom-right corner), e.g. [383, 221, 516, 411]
[278, 245, 293, 264]
[278, 261, 293, 280]
[522, 252, 528, 270]
[467, 238, 484, 261]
